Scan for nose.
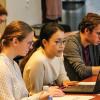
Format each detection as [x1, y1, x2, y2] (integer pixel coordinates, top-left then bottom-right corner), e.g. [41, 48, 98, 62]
[59, 43, 65, 50]
[98, 35, 100, 39]
[29, 44, 33, 49]
[28, 41, 34, 49]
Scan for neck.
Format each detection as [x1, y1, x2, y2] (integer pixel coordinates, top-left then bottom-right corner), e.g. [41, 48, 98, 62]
[43, 48, 55, 59]
[1, 47, 16, 60]
[80, 32, 90, 47]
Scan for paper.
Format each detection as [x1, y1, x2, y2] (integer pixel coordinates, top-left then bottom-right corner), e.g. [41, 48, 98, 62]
[53, 95, 94, 100]
[78, 82, 96, 85]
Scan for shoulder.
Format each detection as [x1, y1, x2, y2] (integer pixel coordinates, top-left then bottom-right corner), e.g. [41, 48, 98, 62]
[28, 47, 47, 63]
[24, 48, 47, 70]
[65, 32, 79, 41]
[0, 60, 11, 81]
[65, 32, 81, 47]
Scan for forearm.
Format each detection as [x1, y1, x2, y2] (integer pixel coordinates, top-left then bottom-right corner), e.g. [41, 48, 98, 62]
[73, 62, 92, 78]
[92, 66, 100, 75]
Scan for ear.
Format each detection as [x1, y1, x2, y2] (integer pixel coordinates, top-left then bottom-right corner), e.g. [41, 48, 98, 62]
[84, 28, 90, 33]
[42, 39, 48, 47]
[84, 28, 91, 35]
[12, 37, 19, 46]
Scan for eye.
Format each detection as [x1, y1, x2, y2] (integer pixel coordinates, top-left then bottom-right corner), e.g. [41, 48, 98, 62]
[27, 41, 34, 46]
[97, 32, 100, 35]
[55, 40, 60, 44]
[55, 39, 66, 45]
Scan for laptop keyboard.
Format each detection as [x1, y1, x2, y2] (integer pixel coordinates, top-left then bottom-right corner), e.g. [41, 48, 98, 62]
[63, 85, 94, 93]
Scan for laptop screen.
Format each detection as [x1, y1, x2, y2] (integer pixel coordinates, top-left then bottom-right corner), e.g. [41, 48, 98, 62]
[94, 71, 100, 92]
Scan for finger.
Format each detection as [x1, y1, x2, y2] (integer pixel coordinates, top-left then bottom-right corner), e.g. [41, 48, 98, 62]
[52, 91, 65, 97]
[51, 86, 59, 89]
[39, 91, 49, 100]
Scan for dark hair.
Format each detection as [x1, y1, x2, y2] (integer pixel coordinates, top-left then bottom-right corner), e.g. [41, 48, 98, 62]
[0, 20, 33, 52]
[0, 4, 7, 16]
[36, 22, 64, 48]
[20, 22, 64, 75]
[78, 13, 100, 33]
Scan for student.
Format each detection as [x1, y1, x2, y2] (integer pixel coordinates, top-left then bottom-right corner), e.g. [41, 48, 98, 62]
[0, 3, 7, 24]
[64, 13, 100, 81]
[0, 3, 8, 38]
[0, 21, 64, 100]
[22, 22, 76, 94]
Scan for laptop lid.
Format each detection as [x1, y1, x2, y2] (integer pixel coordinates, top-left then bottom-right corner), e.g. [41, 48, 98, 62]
[93, 71, 100, 92]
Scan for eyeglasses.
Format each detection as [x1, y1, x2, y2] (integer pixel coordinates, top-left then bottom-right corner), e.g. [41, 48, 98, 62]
[96, 32, 100, 35]
[27, 41, 34, 47]
[54, 39, 66, 46]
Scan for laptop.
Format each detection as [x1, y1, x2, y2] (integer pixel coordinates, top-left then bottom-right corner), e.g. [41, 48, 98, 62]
[63, 72, 100, 94]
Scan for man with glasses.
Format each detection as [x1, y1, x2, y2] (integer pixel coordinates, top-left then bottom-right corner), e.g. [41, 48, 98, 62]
[64, 13, 100, 81]
[0, 3, 7, 24]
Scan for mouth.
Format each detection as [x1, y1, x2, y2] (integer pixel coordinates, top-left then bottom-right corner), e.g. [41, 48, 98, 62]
[58, 50, 64, 52]
[57, 51, 63, 55]
[97, 41, 100, 44]
[94, 42, 100, 45]
[25, 50, 29, 54]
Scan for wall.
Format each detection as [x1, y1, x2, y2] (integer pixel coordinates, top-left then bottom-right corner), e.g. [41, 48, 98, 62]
[5, 0, 100, 26]
[86, 0, 100, 14]
[6, 0, 42, 25]
[61, 0, 100, 31]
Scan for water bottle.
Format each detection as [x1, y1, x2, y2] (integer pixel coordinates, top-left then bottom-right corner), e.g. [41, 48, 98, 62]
[48, 95, 53, 100]
[43, 86, 53, 100]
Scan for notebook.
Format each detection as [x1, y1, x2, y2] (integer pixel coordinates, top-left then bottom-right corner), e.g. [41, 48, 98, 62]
[63, 72, 100, 94]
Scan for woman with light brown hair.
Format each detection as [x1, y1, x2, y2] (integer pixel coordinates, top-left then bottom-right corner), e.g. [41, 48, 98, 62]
[0, 20, 64, 100]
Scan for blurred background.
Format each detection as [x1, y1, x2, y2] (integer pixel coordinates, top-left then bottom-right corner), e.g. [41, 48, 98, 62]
[0, 0, 100, 33]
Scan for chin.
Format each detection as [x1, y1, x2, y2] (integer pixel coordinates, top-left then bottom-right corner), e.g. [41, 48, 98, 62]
[20, 52, 27, 57]
[93, 42, 100, 45]
[56, 54, 62, 57]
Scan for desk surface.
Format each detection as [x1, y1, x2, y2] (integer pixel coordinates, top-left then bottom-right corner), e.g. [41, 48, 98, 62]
[82, 76, 97, 82]
[70, 76, 100, 100]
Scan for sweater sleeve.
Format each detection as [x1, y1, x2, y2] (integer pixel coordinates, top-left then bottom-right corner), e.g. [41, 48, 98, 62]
[64, 37, 92, 79]
[23, 60, 45, 94]
[21, 93, 40, 100]
[57, 57, 69, 85]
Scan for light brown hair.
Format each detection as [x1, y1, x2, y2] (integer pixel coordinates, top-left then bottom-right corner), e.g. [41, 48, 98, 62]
[0, 20, 33, 52]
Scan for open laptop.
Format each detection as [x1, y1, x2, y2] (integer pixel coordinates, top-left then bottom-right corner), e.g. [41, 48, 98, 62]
[63, 71, 100, 94]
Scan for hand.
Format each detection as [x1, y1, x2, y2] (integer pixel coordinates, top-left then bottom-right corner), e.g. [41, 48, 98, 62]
[39, 91, 49, 100]
[63, 81, 78, 87]
[48, 86, 65, 97]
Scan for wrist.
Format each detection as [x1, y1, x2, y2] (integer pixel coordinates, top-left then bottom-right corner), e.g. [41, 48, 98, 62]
[43, 85, 49, 91]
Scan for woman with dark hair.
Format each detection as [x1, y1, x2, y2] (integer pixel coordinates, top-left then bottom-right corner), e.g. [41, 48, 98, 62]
[22, 22, 76, 94]
[0, 21, 62, 100]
